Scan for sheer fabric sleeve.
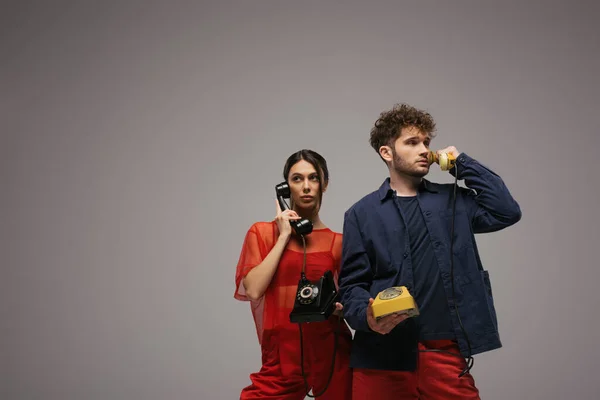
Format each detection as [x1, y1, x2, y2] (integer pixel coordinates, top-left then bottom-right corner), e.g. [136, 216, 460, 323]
[234, 223, 266, 301]
[233, 222, 276, 345]
[234, 222, 277, 301]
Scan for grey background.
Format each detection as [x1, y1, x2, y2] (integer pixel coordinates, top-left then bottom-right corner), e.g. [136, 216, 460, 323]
[2, 1, 599, 399]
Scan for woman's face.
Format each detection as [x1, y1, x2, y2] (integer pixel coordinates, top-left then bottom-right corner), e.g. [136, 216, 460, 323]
[287, 159, 325, 212]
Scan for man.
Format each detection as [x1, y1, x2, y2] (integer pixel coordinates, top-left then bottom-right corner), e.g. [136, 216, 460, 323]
[338, 103, 521, 399]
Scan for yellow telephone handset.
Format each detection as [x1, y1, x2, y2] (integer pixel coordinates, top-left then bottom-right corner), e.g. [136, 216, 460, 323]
[427, 151, 456, 171]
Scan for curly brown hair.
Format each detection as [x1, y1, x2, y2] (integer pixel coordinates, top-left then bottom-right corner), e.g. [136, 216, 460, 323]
[369, 103, 437, 157]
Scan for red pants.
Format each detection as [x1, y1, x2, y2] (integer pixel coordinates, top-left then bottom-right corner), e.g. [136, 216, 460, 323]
[352, 340, 480, 400]
[240, 323, 352, 400]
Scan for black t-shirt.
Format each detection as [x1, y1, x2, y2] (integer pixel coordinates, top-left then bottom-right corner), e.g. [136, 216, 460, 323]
[396, 195, 455, 340]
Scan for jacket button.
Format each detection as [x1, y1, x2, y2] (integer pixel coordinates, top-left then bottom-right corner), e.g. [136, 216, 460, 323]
[403, 253, 408, 258]
[424, 211, 431, 217]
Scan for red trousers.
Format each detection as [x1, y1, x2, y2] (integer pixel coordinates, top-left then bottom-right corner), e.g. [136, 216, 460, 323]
[240, 322, 352, 400]
[352, 340, 480, 400]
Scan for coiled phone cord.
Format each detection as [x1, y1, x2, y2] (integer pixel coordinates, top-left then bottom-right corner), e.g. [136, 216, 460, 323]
[417, 161, 474, 377]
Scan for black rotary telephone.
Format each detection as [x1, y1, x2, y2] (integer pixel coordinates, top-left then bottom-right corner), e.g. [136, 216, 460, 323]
[275, 181, 341, 398]
[275, 182, 338, 324]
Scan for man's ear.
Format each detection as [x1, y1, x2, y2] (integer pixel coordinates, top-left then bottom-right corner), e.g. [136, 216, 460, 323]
[379, 145, 393, 163]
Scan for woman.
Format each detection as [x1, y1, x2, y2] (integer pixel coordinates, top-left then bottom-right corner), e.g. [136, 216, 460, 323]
[234, 149, 352, 399]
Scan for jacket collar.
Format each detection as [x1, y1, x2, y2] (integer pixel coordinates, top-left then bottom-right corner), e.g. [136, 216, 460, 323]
[377, 177, 438, 201]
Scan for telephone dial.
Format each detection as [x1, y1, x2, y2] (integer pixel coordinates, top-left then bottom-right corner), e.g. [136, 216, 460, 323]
[275, 181, 338, 323]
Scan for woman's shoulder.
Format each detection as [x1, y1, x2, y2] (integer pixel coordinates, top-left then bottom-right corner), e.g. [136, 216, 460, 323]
[322, 226, 342, 238]
[246, 220, 277, 235]
[316, 226, 342, 248]
[248, 220, 276, 230]
[244, 220, 279, 247]
[312, 225, 341, 237]
[327, 228, 343, 260]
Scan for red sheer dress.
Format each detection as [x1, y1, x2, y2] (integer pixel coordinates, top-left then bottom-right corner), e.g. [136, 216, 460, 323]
[234, 221, 352, 399]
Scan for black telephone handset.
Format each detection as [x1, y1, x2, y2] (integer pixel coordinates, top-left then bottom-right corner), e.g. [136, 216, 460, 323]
[274, 181, 338, 324]
[275, 182, 313, 236]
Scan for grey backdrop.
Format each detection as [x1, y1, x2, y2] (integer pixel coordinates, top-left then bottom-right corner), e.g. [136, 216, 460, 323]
[2, 1, 599, 399]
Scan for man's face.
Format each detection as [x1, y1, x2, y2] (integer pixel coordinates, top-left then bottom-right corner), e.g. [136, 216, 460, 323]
[387, 126, 432, 178]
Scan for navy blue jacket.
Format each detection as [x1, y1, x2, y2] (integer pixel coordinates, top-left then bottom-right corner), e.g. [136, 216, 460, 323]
[338, 153, 522, 371]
